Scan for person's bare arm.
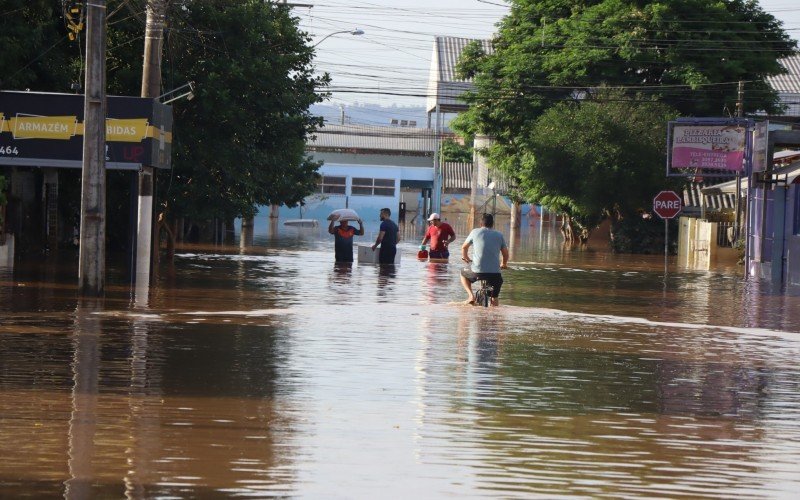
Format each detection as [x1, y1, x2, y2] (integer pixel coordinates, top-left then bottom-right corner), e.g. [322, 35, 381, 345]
[500, 247, 509, 269]
[357, 219, 364, 236]
[461, 240, 472, 263]
[372, 230, 385, 250]
[445, 228, 456, 247]
[328, 220, 336, 234]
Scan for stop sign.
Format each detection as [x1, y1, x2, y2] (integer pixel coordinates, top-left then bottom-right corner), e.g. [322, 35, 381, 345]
[653, 191, 682, 219]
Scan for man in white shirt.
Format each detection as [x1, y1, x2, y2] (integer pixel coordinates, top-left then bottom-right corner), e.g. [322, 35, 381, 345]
[460, 213, 509, 306]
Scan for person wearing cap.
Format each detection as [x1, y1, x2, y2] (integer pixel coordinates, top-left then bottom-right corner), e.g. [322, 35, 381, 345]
[461, 213, 508, 306]
[420, 213, 456, 261]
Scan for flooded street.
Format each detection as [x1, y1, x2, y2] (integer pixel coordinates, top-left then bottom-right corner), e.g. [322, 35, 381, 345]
[2, 219, 800, 498]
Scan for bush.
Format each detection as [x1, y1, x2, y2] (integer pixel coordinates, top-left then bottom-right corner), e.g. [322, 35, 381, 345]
[610, 214, 678, 254]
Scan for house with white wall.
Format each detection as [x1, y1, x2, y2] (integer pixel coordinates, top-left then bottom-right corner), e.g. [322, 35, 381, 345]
[257, 123, 438, 232]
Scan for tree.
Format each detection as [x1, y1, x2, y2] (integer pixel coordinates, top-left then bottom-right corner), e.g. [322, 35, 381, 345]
[454, 0, 796, 246]
[522, 90, 681, 242]
[440, 138, 473, 163]
[157, 1, 328, 228]
[0, 0, 328, 247]
[0, 0, 77, 92]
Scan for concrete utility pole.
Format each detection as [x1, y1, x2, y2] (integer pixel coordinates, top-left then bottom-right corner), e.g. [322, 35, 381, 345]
[734, 80, 744, 240]
[136, 0, 167, 288]
[78, 0, 108, 296]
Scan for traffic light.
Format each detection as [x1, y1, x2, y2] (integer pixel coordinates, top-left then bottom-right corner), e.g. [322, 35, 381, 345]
[62, 0, 85, 41]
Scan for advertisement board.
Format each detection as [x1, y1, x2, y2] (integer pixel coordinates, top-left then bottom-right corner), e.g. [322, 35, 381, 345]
[669, 123, 746, 172]
[751, 121, 769, 173]
[0, 90, 172, 170]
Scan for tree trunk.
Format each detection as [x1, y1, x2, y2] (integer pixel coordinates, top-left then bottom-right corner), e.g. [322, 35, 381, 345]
[240, 216, 254, 248]
[510, 200, 521, 229]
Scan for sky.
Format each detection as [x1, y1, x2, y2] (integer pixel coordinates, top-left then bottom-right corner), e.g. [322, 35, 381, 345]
[294, 0, 800, 115]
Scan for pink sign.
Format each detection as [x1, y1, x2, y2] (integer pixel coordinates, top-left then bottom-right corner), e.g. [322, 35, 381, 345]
[671, 125, 745, 171]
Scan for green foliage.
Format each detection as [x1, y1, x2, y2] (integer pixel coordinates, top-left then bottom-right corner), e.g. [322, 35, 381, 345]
[115, 0, 327, 221]
[454, 0, 795, 250]
[0, 0, 78, 91]
[610, 214, 678, 254]
[0, 0, 327, 225]
[440, 139, 473, 163]
[523, 90, 681, 221]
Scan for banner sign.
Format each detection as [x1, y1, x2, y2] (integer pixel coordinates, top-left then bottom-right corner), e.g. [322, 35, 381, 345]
[0, 90, 172, 170]
[670, 123, 746, 172]
[751, 121, 769, 173]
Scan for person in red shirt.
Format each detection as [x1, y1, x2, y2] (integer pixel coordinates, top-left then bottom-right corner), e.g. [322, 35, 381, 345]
[421, 213, 456, 260]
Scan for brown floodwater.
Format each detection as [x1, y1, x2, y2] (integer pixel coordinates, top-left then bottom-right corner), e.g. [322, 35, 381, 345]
[2, 218, 800, 498]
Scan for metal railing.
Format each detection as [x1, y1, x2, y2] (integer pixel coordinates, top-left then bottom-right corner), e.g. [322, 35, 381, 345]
[716, 221, 734, 247]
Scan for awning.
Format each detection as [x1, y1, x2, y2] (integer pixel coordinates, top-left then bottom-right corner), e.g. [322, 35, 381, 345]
[701, 161, 800, 195]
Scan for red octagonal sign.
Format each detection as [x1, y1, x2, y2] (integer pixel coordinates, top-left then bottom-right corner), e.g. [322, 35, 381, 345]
[653, 190, 682, 219]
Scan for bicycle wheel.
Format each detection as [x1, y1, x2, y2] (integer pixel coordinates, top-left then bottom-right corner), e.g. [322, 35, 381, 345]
[475, 287, 490, 307]
[473, 288, 484, 307]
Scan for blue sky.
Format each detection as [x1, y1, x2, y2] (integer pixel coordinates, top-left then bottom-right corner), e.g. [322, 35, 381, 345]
[298, 0, 800, 109]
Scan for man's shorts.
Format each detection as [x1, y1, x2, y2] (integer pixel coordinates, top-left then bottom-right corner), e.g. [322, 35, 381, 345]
[461, 268, 503, 298]
[429, 249, 449, 259]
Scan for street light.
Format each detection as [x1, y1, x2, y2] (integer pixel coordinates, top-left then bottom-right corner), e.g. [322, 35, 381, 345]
[312, 28, 364, 47]
[159, 82, 195, 104]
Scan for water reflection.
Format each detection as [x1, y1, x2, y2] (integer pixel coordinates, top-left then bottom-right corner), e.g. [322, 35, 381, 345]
[1, 221, 800, 497]
[65, 301, 102, 499]
[376, 264, 397, 302]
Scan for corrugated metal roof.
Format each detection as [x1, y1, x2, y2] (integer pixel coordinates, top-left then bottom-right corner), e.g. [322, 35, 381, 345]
[307, 124, 438, 154]
[435, 36, 493, 83]
[769, 55, 800, 93]
[427, 36, 493, 113]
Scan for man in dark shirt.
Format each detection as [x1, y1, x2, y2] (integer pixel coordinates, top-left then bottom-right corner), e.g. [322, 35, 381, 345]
[328, 217, 364, 262]
[371, 208, 399, 265]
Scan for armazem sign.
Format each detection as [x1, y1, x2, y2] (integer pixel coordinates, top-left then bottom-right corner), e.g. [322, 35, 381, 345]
[668, 122, 746, 173]
[0, 91, 172, 170]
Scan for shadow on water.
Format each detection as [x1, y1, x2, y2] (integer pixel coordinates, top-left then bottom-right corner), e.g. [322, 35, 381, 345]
[2, 217, 800, 497]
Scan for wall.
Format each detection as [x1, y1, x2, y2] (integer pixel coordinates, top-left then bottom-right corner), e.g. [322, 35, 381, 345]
[255, 163, 430, 234]
[678, 217, 738, 270]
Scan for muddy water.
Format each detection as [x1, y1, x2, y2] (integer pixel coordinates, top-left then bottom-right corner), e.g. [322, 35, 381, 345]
[1, 220, 800, 498]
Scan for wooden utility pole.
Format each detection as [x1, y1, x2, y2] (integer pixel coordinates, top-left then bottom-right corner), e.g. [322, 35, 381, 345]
[135, 0, 167, 288]
[78, 0, 107, 296]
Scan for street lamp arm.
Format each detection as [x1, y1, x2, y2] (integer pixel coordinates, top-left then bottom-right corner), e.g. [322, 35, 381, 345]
[312, 28, 364, 47]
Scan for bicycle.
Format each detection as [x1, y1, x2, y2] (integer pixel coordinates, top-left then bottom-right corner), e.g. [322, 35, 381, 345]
[473, 279, 494, 307]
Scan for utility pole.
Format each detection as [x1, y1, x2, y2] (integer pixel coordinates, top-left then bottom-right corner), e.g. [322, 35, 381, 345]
[734, 80, 744, 240]
[135, 0, 167, 291]
[78, 0, 107, 296]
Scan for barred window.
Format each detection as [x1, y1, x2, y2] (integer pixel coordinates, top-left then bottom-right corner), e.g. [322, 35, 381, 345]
[351, 177, 395, 197]
[318, 176, 346, 195]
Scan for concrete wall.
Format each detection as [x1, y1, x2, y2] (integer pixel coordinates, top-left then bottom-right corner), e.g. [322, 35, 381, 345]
[678, 217, 739, 270]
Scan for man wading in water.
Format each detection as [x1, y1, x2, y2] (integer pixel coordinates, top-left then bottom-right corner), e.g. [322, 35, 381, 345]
[329, 217, 364, 263]
[460, 213, 508, 306]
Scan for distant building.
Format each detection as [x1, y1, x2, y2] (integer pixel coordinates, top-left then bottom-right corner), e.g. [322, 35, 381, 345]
[767, 55, 800, 119]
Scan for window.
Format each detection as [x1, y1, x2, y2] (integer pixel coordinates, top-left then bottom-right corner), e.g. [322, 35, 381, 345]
[318, 176, 346, 195]
[351, 177, 395, 197]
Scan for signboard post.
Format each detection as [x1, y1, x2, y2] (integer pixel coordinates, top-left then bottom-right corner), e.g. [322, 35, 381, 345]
[653, 190, 682, 275]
